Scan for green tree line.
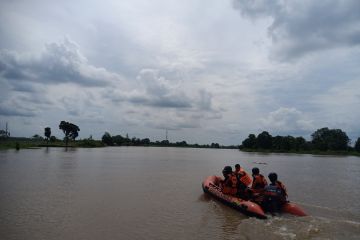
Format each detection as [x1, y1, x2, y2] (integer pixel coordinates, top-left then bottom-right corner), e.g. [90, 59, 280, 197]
[101, 132, 233, 149]
[240, 127, 360, 153]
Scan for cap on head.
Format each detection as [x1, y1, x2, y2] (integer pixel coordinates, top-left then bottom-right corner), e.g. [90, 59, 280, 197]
[268, 172, 278, 182]
[252, 167, 259, 175]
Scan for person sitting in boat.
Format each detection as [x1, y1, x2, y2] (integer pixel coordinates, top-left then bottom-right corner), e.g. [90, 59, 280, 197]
[220, 166, 238, 196]
[234, 164, 252, 187]
[234, 164, 252, 199]
[251, 167, 268, 191]
[250, 167, 268, 204]
[262, 172, 288, 213]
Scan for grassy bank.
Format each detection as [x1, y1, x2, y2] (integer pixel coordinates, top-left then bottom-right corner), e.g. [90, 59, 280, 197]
[0, 138, 105, 150]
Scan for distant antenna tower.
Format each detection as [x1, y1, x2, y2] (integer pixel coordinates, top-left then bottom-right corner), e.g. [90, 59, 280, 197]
[1, 122, 10, 137]
[165, 129, 168, 141]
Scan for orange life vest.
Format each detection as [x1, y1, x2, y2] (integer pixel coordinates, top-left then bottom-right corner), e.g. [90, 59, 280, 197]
[235, 168, 252, 186]
[222, 173, 238, 196]
[251, 174, 268, 190]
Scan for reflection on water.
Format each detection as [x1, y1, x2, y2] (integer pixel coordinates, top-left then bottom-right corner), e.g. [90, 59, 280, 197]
[0, 147, 359, 240]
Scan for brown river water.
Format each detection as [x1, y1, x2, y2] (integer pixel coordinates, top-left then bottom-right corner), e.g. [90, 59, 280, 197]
[1, 147, 359, 239]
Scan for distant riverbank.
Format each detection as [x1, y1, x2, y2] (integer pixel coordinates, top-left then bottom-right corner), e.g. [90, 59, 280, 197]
[2, 140, 359, 157]
[3, 135, 359, 157]
[0, 138, 238, 150]
[240, 148, 360, 157]
[0, 138, 105, 150]
[240, 128, 360, 157]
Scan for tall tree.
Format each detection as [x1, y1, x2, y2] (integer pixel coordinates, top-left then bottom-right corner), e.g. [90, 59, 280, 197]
[44, 127, 51, 146]
[242, 134, 257, 149]
[112, 135, 125, 146]
[282, 136, 296, 151]
[257, 131, 273, 149]
[355, 137, 360, 152]
[294, 137, 307, 151]
[102, 132, 114, 146]
[272, 136, 283, 150]
[141, 138, 150, 145]
[311, 127, 349, 151]
[59, 121, 80, 146]
[210, 143, 220, 148]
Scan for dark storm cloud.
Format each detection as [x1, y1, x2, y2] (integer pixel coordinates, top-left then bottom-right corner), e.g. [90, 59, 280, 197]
[132, 95, 192, 109]
[233, 0, 360, 60]
[10, 81, 43, 93]
[108, 90, 192, 109]
[147, 96, 192, 108]
[0, 38, 118, 87]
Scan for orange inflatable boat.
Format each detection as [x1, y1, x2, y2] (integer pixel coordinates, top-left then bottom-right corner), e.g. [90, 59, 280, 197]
[202, 175, 307, 219]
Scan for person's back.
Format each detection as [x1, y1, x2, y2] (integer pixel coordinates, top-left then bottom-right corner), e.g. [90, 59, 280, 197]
[262, 172, 287, 213]
[273, 180, 287, 202]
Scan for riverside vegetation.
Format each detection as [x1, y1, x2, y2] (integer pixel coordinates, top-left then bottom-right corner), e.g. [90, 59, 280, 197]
[1, 121, 360, 156]
[240, 127, 360, 156]
[0, 120, 234, 150]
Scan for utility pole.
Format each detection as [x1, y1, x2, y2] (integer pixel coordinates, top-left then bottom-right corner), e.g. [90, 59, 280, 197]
[1, 122, 10, 138]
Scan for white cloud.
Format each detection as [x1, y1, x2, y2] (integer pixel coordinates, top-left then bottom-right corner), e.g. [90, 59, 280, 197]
[0, 37, 124, 87]
[233, 0, 360, 60]
[310, 79, 360, 137]
[260, 107, 314, 135]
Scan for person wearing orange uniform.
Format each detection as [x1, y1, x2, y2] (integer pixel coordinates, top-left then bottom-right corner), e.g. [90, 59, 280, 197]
[233, 164, 252, 199]
[234, 164, 252, 187]
[262, 172, 288, 213]
[220, 166, 238, 196]
[251, 167, 268, 192]
[250, 167, 268, 204]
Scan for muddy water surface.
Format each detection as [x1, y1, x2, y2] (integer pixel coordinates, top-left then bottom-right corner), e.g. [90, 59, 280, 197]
[1, 147, 359, 239]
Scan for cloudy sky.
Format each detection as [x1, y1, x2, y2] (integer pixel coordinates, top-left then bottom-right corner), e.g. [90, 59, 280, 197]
[0, 0, 359, 145]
